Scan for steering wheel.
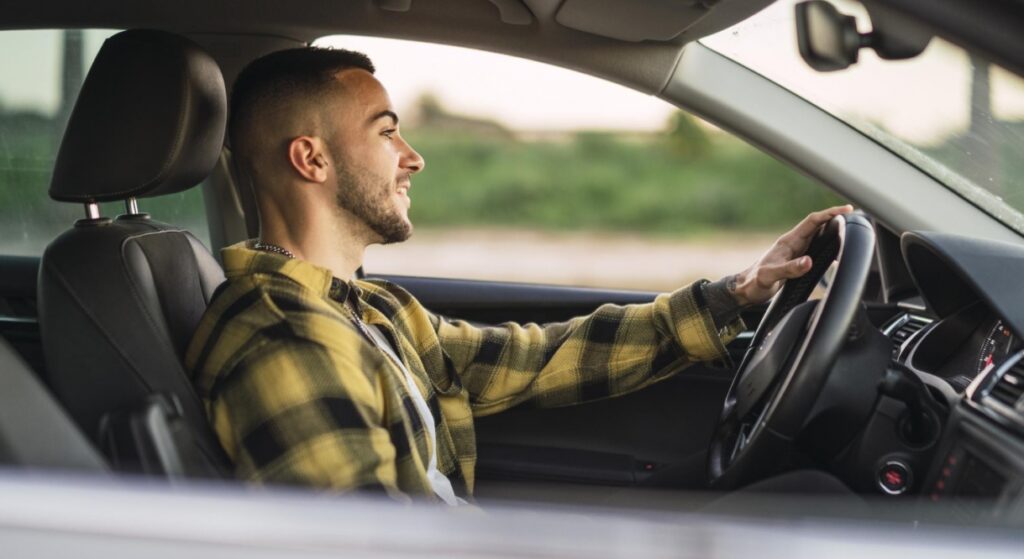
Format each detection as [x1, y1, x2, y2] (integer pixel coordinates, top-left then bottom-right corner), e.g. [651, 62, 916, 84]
[707, 213, 875, 490]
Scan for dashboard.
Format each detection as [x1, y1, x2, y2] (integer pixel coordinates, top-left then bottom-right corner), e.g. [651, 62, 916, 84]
[890, 306, 1022, 394]
[877, 232, 1024, 521]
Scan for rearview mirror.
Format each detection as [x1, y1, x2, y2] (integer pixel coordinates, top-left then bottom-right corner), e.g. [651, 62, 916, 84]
[795, 1, 863, 72]
[795, 1, 933, 72]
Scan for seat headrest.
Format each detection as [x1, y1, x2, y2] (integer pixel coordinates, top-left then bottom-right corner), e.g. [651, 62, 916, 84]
[50, 30, 227, 203]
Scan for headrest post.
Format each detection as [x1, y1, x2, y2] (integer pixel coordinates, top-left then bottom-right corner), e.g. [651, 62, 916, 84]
[84, 203, 101, 220]
[124, 197, 140, 215]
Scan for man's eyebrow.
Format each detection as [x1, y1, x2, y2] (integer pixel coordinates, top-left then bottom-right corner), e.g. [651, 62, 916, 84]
[369, 110, 399, 126]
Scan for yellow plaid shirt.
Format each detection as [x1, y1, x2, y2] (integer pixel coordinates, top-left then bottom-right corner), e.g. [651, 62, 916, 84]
[186, 242, 743, 501]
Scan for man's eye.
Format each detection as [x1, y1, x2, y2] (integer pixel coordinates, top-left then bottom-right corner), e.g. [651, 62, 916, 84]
[382, 129, 396, 139]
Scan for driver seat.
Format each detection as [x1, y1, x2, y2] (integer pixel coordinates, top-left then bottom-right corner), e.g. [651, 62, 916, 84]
[38, 30, 230, 478]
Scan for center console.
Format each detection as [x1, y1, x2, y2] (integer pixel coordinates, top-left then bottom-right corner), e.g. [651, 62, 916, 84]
[923, 351, 1024, 521]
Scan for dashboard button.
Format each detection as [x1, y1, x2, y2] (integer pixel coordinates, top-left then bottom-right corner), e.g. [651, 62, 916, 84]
[878, 461, 912, 495]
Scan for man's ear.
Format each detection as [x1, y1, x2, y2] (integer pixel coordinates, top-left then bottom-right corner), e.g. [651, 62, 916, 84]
[287, 136, 330, 184]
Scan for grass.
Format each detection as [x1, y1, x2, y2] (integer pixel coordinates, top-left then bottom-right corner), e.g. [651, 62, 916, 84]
[403, 128, 844, 237]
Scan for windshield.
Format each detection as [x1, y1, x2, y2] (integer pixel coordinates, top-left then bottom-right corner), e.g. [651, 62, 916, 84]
[702, 0, 1024, 235]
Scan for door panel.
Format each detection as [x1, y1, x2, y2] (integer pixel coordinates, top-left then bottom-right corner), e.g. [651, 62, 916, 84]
[378, 274, 661, 324]
[377, 273, 759, 494]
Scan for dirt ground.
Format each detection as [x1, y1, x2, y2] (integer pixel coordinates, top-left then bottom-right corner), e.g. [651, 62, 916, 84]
[364, 228, 778, 292]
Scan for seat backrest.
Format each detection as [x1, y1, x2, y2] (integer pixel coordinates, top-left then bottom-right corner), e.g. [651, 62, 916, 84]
[38, 30, 231, 476]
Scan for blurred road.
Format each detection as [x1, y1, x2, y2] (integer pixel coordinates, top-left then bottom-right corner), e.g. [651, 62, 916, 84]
[365, 228, 776, 292]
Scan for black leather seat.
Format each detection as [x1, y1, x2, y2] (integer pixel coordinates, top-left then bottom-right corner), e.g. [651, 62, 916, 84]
[38, 30, 230, 478]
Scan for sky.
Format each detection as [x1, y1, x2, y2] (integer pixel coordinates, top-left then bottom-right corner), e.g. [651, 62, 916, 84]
[0, 29, 112, 116]
[313, 35, 677, 132]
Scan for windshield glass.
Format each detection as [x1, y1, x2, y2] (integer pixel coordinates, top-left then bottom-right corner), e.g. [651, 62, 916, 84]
[702, 0, 1024, 234]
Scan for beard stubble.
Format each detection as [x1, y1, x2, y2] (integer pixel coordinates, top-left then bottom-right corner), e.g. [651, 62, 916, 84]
[333, 160, 412, 245]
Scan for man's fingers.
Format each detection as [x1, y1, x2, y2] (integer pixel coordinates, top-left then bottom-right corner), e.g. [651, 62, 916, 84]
[756, 255, 813, 287]
[782, 204, 854, 250]
[740, 205, 851, 303]
[791, 204, 853, 238]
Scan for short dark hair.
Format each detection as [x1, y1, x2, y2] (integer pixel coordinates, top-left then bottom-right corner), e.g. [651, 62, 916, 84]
[228, 47, 375, 152]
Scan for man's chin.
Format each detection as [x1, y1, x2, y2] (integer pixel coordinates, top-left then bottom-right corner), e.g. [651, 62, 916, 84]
[376, 221, 413, 245]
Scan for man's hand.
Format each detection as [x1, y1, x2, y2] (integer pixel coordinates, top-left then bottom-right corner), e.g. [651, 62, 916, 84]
[726, 205, 854, 307]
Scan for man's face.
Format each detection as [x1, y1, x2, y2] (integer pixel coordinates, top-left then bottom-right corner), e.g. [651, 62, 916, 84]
[323, 69, 425, 245]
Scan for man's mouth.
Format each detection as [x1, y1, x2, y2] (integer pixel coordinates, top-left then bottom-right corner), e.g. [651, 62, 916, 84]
[396, 182, 412, 209]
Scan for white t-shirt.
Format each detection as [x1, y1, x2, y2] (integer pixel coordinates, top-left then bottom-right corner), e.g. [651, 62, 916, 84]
[363, 323, 463, 506]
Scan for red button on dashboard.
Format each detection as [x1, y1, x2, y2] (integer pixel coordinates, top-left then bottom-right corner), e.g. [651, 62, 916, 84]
[878, 461, 912, 495]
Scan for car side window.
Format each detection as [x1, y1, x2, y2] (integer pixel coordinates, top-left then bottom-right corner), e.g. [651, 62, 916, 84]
[0, 29, 211, 256]
[314, 35, 845, 292]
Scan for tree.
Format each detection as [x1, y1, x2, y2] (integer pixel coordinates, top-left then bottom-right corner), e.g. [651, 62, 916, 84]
[665, 111, 711, 160]
[415, 92, 445, 122]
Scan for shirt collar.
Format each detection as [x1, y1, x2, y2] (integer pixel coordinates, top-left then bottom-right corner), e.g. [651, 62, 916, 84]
[221, 240, 361, 302]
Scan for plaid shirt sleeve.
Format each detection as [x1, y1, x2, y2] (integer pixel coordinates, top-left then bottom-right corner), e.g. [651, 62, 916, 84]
[430, 281, 743, 416]
[206, 335, 409, 500]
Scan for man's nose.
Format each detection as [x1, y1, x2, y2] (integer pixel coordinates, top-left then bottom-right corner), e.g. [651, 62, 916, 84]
[402, 141, 425, 174]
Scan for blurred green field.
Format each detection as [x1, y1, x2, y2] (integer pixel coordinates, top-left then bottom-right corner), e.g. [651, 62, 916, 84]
[0, 109, 844, 252]
[9, 107, 1023, 244]
[402, 123, 843, 236]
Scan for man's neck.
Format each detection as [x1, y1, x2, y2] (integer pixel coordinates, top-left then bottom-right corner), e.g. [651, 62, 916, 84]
[258, 226, 366, 281]
[255, 184, 374, 281]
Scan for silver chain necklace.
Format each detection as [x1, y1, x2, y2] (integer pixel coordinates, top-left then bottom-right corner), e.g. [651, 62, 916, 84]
[253, 240, 296, 259]
[250, 239, 399, 367]
[252, 240, 385, 357]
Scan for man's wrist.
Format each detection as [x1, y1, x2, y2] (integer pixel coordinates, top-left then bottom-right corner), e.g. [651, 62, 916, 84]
[704, 275, 746, 329]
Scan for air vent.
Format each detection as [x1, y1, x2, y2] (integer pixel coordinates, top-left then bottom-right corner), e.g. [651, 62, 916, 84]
[974, 352, 1024, 435]
[884, 314, 932, 361]
[988, 361, 1024, 409]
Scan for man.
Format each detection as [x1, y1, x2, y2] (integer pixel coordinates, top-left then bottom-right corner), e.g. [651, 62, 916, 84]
[186, 47, 852, 504]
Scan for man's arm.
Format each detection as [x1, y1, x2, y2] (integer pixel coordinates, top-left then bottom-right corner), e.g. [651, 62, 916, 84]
[421, 205, 853, 417]
[206, 336, 409, 500]
[425, 281, 743, 417]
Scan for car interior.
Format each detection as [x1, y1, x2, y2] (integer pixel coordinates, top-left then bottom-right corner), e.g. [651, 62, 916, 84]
[2, 0, 1024, 528]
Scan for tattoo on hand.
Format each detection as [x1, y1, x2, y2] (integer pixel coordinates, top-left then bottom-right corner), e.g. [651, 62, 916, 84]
[726, 274, 738, 294]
